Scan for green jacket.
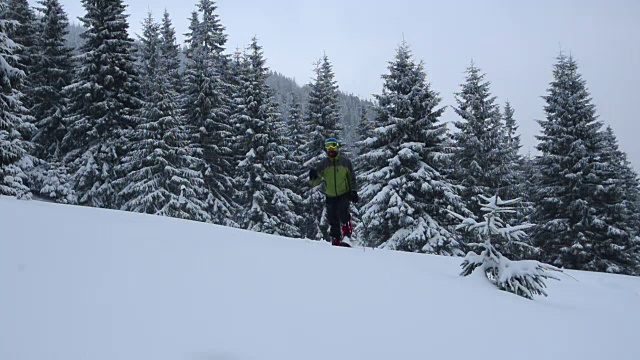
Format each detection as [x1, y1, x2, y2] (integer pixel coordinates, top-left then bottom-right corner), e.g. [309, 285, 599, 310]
[309, 155, 357, 197]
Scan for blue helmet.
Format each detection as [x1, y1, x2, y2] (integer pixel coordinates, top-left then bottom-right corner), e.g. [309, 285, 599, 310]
[324, 138, 340, 157]
[324, 137, 339, 145]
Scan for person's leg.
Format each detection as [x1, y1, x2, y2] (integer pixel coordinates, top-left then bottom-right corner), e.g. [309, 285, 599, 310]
[326, 197, 342, 245]
[338, 194, 352, 238]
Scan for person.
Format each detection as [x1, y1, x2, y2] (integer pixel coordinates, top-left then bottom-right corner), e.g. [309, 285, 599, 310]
[308, 137, 359, 246]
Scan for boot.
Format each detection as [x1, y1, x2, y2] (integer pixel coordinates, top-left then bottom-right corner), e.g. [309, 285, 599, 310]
[331, 236, 342, 246]
[341, 220, 353, 238]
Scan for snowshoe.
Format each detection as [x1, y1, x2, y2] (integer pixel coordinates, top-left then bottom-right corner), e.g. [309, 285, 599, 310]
[339, 236, 353, 247]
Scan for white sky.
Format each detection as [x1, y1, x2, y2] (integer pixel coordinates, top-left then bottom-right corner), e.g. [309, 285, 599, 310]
[56, 0, 640, 170]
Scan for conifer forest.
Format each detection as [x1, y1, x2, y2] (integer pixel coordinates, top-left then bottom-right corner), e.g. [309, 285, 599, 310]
[2, 0, 639, 276]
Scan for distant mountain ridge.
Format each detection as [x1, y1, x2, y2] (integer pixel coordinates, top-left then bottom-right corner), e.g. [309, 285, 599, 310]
[266, 71, 375, 147]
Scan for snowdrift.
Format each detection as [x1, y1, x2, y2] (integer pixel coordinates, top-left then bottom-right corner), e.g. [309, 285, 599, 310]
[1, 196, 639, 360]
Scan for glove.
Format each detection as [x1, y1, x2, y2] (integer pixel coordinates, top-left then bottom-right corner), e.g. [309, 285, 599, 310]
[349, 191, 359, 203]
[309, 168, 318, 180]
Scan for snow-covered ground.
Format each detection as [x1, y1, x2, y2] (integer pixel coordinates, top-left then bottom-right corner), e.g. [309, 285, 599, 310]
[1, 196, 639, 360]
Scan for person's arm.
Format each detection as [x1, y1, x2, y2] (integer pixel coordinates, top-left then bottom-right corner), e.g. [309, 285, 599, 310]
[308, 162, 324, 187]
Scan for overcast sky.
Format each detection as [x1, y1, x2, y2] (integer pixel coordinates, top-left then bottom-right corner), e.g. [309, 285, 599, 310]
[56, 0, 640, 170]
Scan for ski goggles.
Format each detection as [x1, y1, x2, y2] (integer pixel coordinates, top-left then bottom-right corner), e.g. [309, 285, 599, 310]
[324, 141, 339, 150]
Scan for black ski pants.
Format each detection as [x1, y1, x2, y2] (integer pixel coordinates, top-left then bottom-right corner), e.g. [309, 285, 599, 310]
[326, 193, 351, 239]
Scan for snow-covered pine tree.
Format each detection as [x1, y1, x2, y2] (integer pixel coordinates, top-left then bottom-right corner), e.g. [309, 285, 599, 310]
[302, 54, 343, 159]
[30, 0, 74, 161]
[495, 101, 533, 259]
[182, 1, 236, 226]
[2, 0, 39, 104]
[232, 38, 301, 236]
[311, 54, 342, 138]
[450, 195, 562, 299]
[136, 12, 161, 112]
[60, 0, 141, 208]
[271, 102, 304, 238]
[0, 0, 33, 198]
[502, 102, 525, 199]
[358, 42, 466, 254]
[599, 126, 640, 236]
[301, 53, 343, 240]
[588, 126, 640, 274]
[227, 47, 246, 186]
[285, 92, 306, 163]
[503, 102, 518, 147]
[352, 105, 375, 245]
[520, 152, 542, 259]
[160, 10, 182, 93]
[354, 105, 374, 158]
[452, 63, 515, 216]
[230, 41, 264, 223]
[531, 54, 638, 275]
[284, 92, 308, 231]
[113, 13, 211, 222]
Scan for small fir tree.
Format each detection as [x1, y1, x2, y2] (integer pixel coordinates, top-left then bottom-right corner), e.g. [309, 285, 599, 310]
[450, 195, 562, 299]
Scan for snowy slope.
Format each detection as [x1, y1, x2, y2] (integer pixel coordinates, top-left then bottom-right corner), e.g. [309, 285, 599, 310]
[1, 196, 639, 360]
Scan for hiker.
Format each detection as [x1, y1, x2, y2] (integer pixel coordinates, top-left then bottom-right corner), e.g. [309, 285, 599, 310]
[309, 138, 359, 246]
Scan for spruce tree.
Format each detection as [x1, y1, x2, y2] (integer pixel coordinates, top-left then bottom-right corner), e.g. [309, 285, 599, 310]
[358, 42, 466, 254]
[3, 0, 39, 102]
[353, 105, 375, 244]
[182, 1, 236, 226]
[521, 151, 539, 230]
[227, 47, 245, 183]
[285, 92, 308, 231]
[452, 63, 515, 216]
[310, 54, 342, 143]
[353, 106, 375, 243]
[496, 102, 532, 258]
[301, 53, 342, 240]
[285, 92, 306, 163]
[115, 13, 210, 221]
[502, 102, 526, 200]
[30, 0, 74, 160]
[0, 0, 33, 198]
[270, 101, 304, 238]
[61, 0, 141, 208]
[302, 53, 342, 164]
[531, 54, 638, 275]
[503, 102, 519, 152]
[600, 126, 640, 234]
[160, 10, 181, 92]
[355, 105, 374, 157]
[233, 38, 300, 236]
[590, 126, 640, 274]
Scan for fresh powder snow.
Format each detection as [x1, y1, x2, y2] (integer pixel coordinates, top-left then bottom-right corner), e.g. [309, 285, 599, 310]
[1, 195, 639, 360]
